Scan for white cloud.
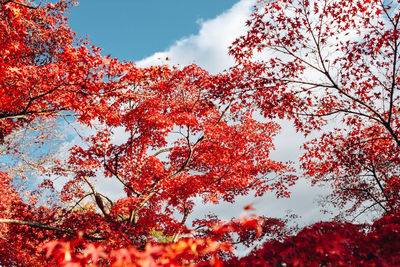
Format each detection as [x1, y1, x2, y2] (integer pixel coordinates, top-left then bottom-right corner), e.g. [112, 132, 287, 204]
[137, 0, 257, 74]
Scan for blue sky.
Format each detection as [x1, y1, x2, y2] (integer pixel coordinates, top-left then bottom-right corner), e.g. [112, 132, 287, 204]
[69, 0, 239, 61]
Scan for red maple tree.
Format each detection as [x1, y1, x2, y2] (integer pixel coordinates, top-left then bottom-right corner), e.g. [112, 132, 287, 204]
[230, 0, 400, 218]
[225, 0, 400, 265]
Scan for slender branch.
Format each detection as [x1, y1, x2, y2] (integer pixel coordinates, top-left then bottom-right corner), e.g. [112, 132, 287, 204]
[1, 0, 39, 9]
[82, 176, 108, 217]
[23, 85, 63, 115]
[387, 27, 399, 125]
[153, 147, 172, 157]
[368, 165, 392, 210]
[379, 0, 397, 28]
[344, 137, 392, 150]
[0, 218, 74, 233]
[0, 218, 103, 241]
[351, 202, 379, 222]
[346, 187, 388, 212]
[172, 206, 190, 242]
[0, 108, 66, 120]
[129, 190, 157, 223]
[274, 45, 326, 75]
[61, 193, 93, 220]
[282, 79, 336, 89]
[104, 163, 141, 196]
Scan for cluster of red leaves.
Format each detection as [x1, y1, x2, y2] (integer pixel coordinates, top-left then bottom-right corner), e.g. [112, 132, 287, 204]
[192, 213, 287, 249]
[301, 123, 400, 215]
[228, 213, 400, 266]
[0, 171, 69, 266]
[0, 0, 132, 141]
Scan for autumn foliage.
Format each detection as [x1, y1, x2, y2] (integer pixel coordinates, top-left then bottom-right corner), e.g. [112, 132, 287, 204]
[1, 0, 400, 265]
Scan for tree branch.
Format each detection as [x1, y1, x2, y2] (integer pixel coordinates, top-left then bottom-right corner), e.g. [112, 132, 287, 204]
[0, 218, 103, 241]
[1, 0, 39, 9]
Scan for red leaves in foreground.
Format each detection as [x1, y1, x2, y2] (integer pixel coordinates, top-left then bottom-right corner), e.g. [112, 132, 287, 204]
[43, 213, 400, 266]
[229, 213, 400, 266]
[44, 237, 228, 267]
[43, 215, 273, 266]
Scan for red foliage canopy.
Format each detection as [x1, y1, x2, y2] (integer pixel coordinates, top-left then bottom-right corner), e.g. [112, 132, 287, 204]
[1, 0, 400, 265]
